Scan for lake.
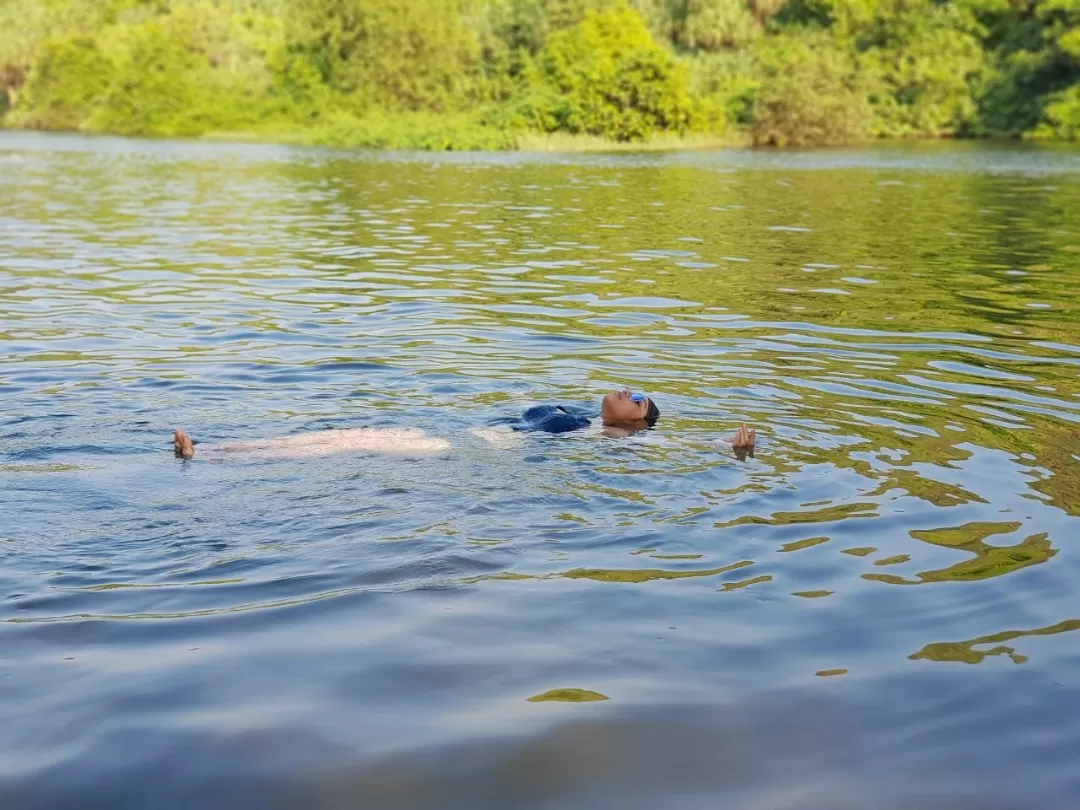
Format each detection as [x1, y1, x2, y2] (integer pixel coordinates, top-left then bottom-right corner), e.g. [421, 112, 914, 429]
[2, 133, 1080, 810]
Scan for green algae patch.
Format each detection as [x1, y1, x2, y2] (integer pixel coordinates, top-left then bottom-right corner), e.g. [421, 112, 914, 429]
[917, 533, 1055, 582]
[563, 560, 752, 584]
[841, 546, 877, 557]
[910, 619, 1080, 665]
[527, 688, 609, 703]
[716, 503, 877, 530]
[815, 669, 848, 677]
[720, 574, 773, 591]
[857, 531, 1056, 586]
[631, 548, 704, 560]
[779, 536, 829, 553]
[910, 521, 1022, 548]
[792, 590, 834, 598]
[862, 573, 919, 585]
[86, 579, 243, 591]
[910, 527, 1055, 583]
[0, 463, 86, 473]
[462, 572, 537, 584]
[865, 471, 987, 507]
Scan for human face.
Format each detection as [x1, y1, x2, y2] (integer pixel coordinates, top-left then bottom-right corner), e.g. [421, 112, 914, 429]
[601, 390, 650, 426]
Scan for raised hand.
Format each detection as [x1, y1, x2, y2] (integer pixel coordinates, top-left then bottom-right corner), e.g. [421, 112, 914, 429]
[730, 424, 756, 449]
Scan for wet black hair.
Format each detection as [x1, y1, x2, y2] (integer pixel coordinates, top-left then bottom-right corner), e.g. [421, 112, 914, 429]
[645, 398, 660, 427]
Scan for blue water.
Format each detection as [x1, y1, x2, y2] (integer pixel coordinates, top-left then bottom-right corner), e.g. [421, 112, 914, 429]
[2, 133, 1080, 809]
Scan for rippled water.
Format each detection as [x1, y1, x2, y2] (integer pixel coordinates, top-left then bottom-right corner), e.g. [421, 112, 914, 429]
[3, 133, 1080, 809]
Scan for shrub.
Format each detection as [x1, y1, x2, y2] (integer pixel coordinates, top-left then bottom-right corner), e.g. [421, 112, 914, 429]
[282, 0, 495, 113]
[638, 0, 759, 51]
[2, 0, 1078, 147]
[750, 34, 871, 146]
[530, 5, 696, 141]
[90, 19, 210, 136]
[857, 0, 988, 138]
[301, 109, 519, 149]
[11, 34, 115, 130]
[684, 48, 759, 132]
[1032, 83, 1080, 140]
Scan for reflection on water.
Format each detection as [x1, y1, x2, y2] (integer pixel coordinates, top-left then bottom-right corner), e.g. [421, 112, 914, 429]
[526, 688, 610, 702]
[911, 618, 1080, 664]
[2, 134, 1080, 809]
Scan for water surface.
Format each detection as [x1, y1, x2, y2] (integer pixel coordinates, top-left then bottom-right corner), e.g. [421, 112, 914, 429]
[3, 134, 1080, 809]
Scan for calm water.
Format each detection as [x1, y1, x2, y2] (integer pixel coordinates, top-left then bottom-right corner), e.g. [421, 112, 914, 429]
[3, 133, 1080, 810]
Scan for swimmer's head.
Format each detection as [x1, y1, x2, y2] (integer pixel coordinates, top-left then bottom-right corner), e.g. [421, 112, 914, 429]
[601, 390, 660, 428]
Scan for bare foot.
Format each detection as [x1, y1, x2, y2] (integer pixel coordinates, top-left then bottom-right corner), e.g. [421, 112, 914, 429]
[174, 428, 195, 459]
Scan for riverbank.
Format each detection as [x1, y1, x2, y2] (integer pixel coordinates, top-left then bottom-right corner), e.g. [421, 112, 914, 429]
[8, 120, 1071, 156]
[138, 125, 753, 153]
[2, 1, 1077, 156]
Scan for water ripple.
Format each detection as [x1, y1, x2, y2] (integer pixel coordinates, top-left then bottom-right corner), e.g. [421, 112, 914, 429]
[2, 134, 1080, 809]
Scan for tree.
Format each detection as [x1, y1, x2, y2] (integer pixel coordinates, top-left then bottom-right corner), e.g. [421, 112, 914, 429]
[529, 4, 697, 140]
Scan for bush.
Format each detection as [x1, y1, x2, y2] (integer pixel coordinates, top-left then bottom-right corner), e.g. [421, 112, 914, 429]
[969, 0, 1080, 137]
[2, 0, 1078, 147]
[750, 34, 871, 146]
[282, 0, 496, 113]
[858, 2, 989, 138]
[91, 19, 212, 136]
[976, 52, 1053, 137]
[11, 35, 115, 130]
[1032, 83, 1080, 140]
[11, 1, 290, 137]
[304, 110, 520, 149]
[684, 48, 759, 132]
[638, 0, 759, 51]
[529, 5, 696, 141]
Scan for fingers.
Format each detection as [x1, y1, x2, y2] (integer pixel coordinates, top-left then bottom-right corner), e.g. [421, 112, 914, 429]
[731, 425, 756, 449]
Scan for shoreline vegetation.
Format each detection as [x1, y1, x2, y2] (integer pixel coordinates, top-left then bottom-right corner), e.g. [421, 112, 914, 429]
[1, 0, 1077, 152]
[197, 127, 753, 152]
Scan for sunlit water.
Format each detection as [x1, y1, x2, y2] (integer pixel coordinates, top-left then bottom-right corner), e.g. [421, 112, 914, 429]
[3, 133, 1080, 809]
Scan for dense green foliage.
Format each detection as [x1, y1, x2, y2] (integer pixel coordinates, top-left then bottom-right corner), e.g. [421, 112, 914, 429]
[0, 0, 1077, 148]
